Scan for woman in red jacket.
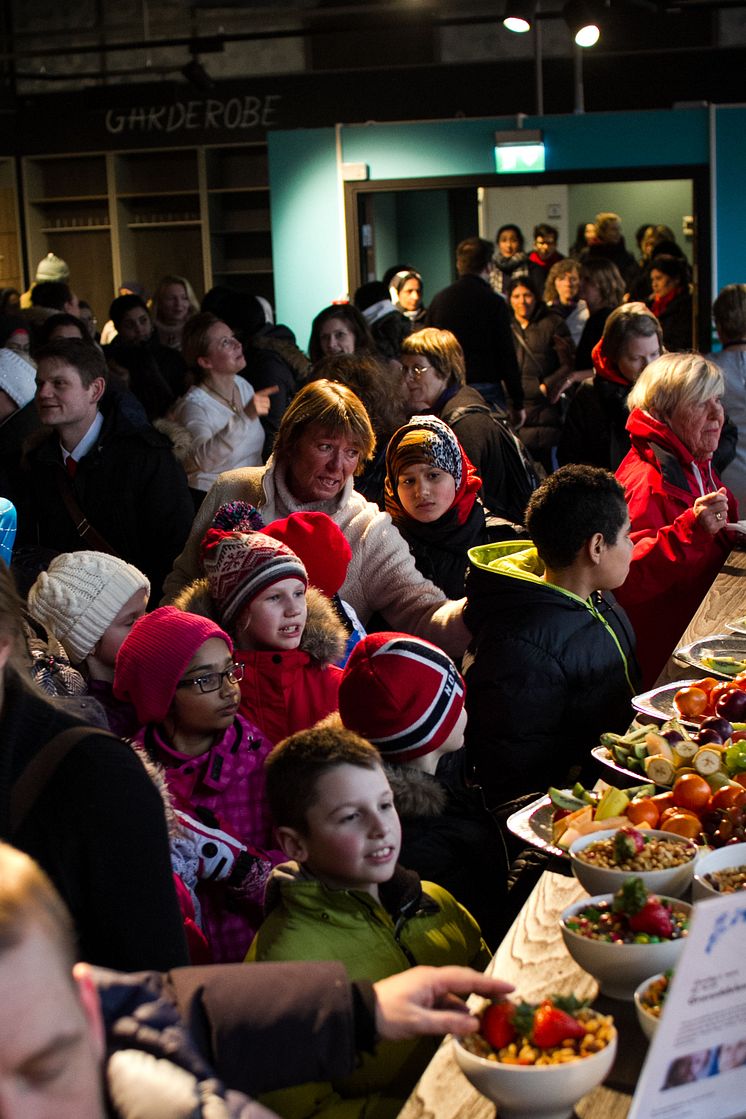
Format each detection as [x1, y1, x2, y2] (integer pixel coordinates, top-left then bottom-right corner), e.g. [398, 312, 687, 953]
[614, 352, 737, 686]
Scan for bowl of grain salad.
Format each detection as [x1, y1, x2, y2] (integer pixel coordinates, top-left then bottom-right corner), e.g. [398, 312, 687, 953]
[453, 995, 617, 1119]
[569, 827, 697, 898]
[560, 880, 691, 1001]
[692, 841, 746, 900]
[634, 971, 672, 1040]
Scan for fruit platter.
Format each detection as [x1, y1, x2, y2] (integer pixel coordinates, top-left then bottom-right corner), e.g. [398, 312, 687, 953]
[674, 634, 746, 678]
[508, 780, 664, 856]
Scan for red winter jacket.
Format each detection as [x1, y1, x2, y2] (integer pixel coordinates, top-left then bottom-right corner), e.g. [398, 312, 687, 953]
[614, 408, 736, 687]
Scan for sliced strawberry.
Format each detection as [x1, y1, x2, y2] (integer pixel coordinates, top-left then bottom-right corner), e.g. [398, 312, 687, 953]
[480, 1000, 517, 1050]
[628, 899, 674, 938]
[613, 826, 645, 863]
[531, 1001, 586, 1049]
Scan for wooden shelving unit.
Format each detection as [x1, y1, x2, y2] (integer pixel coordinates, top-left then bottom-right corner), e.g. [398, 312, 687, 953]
[0, 159, 26, 295]
[21, 142, 274, 324]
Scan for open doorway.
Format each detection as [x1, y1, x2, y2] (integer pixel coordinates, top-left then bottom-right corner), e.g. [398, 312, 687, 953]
[346, 167, 709, 348]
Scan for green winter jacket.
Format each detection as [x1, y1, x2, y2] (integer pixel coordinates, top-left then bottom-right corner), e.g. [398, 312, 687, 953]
[246, 862, 490, 1119]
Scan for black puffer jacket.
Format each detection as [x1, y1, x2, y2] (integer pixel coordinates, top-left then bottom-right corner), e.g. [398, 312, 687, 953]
[243, 324, 310, 459]
[386, 751, 509, 950]
[557, 376, 632, 471]
[463, 541, 639, 809]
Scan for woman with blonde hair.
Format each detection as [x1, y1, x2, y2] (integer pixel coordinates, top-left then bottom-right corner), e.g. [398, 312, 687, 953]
[152, 274, 199, 350]
[614, 352, 737, 685]
[163, 378, 470, 658]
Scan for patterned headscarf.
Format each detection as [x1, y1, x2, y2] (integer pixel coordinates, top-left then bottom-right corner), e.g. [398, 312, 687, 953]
[384, 415, 482, 527]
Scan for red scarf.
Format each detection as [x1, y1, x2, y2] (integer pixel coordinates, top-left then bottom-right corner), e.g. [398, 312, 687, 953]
[591, 338, 632, 388]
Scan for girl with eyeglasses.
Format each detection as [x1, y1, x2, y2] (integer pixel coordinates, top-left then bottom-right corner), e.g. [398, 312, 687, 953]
[114, 605, 285, 963]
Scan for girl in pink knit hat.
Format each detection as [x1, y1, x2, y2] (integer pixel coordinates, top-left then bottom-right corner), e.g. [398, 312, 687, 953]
[114, 606, 285, 963]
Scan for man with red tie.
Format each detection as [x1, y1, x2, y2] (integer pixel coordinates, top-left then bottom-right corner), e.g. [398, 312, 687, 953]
[15, 338, 193, 602]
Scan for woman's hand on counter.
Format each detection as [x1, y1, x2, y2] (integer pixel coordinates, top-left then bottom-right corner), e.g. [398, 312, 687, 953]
[373, 965, 514, 1041]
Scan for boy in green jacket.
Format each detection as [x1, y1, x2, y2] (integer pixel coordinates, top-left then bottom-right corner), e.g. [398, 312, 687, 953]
[247, 725, 490, 1119]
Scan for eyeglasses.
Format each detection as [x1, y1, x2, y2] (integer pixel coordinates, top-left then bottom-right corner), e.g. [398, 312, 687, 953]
[401, 365, 432, 382]
[177, 663, 244, 694]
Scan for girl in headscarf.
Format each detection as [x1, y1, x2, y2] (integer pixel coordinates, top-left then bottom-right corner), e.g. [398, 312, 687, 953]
[389, 269, 427, 323]
[385, 415, 485, 597]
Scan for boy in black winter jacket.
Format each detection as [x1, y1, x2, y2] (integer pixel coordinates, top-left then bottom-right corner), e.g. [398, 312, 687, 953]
[463, 464, 640, 811]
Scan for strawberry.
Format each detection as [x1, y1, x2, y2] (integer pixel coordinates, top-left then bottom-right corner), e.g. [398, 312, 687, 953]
[480, 1000, 517, 1050]
[613, 826, 645, 863]
[531, 1000, 586, 1049]
[628, 898, 674, 938]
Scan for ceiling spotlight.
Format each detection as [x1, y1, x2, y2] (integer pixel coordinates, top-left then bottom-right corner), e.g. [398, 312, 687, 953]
[503, 0, 536, 33]
[563, 0, 601, 46]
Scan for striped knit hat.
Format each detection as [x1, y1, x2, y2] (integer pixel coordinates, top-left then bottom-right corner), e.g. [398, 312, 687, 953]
[338, 632, 466, 763]
[201, 526, 307, 627]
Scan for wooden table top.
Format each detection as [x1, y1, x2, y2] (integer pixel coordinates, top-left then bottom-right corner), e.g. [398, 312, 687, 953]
[402, 552, 746, 1118]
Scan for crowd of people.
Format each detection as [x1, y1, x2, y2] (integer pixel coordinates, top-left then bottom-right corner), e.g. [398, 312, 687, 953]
[0, 215, 741, 1116]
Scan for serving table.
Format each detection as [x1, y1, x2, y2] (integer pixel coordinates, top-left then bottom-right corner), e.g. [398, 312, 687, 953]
[400, 550, 746, 1119]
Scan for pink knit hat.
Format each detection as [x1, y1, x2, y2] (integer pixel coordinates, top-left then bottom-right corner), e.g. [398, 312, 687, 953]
[264, 512, 352, 598]
[201, 527, 307, 626]
[338, 632, 466, 763]
[114, 606, 233, 725]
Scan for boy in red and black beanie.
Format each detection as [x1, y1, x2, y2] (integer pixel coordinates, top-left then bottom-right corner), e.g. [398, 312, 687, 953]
[339, 632, 508, 948]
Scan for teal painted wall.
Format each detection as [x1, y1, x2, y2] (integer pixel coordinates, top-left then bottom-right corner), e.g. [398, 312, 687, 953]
[713, 107, 746, 292]
[268, 108, 746, 346]
[267, 127, 342, 351]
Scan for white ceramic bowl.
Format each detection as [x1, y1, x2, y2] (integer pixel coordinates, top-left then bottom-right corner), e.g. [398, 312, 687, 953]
[560, 893, 691, 1001]
[452, 1019, 617, 1119]
[692, 841, 746, 900]
[633, 971, 670, 1041]
[569, 829, 697, 898]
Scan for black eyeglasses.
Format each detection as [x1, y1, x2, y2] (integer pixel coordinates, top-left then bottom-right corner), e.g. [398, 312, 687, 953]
[177, 663, 244, 694]
[402, 365, 431, 382]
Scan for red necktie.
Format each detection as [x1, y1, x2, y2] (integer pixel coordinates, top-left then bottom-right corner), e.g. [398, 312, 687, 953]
[65, 457, 77, 478]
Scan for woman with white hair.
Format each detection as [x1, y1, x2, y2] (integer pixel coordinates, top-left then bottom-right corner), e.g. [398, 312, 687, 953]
[614, 352, 737, 685]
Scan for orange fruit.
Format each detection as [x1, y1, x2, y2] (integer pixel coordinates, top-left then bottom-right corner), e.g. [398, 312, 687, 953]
[659, 806, 698, 826]
[708, 785, 746, 812]
[661, 812, 702, 839]
[673, 686, 708, 718]
[695, 677, 718, 698]
[672, 773, 712, 814]
[626, 799, 660, 827]
[651, 791, 675, 814]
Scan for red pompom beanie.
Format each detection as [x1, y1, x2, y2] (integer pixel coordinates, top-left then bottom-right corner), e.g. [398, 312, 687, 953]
[114, 606, 233, 725]
[338, 632, 466, 763]
[264, 511, 352, 598]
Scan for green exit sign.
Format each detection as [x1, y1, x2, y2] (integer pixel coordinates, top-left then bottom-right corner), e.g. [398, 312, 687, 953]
[495, 143, 546, 174]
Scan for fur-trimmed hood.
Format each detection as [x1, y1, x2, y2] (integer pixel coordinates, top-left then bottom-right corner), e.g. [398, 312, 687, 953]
[252, 328, 311, 384]
[385, 765, 447, 819]
[173, 579, 346, 667]
[154, 416, 193, 464]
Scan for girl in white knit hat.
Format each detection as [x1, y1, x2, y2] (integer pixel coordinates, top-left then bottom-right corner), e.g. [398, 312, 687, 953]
[27, 550, 150, 737]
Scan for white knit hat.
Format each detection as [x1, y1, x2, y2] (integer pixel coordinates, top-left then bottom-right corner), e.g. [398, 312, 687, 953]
[35, 252, 69, 283]
[27, 552, 150, 664]
[0, 348, 35, 409]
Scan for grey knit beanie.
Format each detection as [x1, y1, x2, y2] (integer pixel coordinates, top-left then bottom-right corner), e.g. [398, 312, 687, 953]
[27, 551, 150, 663]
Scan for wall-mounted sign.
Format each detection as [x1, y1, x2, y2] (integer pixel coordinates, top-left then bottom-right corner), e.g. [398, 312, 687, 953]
[104, 94, 281, 136]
